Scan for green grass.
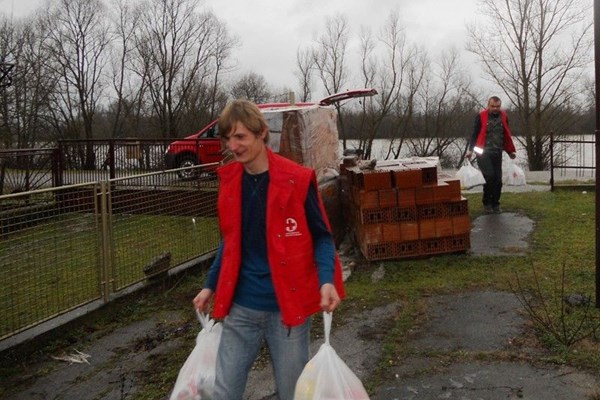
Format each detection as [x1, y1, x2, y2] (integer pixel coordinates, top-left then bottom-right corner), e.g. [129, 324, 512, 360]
[1, 190, 599, 399]
[0, 212, 219, 337]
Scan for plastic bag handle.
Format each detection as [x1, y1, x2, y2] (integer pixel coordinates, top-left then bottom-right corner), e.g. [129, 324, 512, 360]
[323, 311, 332, 345]
[196, 309, 210, 329]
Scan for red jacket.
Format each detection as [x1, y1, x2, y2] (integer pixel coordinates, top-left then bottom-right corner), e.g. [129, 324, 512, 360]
[211, 149, 345, 326]
[474, 109, 516, 155]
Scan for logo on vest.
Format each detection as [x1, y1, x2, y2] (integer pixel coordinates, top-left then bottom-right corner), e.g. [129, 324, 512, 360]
[285, 218, 301, 237]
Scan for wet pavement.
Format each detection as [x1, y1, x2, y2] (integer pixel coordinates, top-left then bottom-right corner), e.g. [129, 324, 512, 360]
[369, 291, 598, 400]
[470, 212, 533, 256]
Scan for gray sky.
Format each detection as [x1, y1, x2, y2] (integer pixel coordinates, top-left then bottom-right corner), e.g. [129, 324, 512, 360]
[3, 0, 483, 96]
[203, 0, 480, 94]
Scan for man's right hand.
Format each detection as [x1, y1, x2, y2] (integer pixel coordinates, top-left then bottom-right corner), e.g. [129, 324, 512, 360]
[464, 151, 472, 160]
[193, 288, 214, 313]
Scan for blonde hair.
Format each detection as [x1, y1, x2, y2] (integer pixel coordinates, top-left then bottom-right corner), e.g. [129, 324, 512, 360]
[218, 99, 269, 143]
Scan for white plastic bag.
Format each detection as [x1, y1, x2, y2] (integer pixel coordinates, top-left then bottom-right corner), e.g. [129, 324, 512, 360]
[455, 159, 486, 189]
[503, 158, 526, 186]
[169, 311, 222, 400]
[294, 312, 369, 400]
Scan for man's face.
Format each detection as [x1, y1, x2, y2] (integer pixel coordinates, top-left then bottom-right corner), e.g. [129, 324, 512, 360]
[488, 100, 502, 115]
[222, 121, 266, 165]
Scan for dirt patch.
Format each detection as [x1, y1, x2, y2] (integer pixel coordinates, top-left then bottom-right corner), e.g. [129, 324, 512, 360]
[1, 312, 186, 400]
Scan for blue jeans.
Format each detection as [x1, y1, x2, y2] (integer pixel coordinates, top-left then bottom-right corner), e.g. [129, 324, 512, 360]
[213, 304, 311, 400]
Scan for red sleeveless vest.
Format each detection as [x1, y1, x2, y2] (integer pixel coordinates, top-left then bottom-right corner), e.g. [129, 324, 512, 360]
[474, 109, 516, 155]
[212, 149, 345, 326]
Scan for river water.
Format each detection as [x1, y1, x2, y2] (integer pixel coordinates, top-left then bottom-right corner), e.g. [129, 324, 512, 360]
[340, 135, 596, 177]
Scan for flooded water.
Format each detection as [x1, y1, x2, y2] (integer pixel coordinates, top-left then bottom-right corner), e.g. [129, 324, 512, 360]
[340, 135, 596, 178]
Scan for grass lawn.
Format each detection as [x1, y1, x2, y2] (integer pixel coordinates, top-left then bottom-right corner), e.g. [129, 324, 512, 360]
[0, 212, 219, 337]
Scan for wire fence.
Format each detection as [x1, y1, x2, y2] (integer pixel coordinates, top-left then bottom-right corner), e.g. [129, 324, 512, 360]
[0, 165, 220, 349]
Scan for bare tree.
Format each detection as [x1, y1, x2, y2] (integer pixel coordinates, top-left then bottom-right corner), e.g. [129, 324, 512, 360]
[107, 0, 142, 139]
[134, 0, 226, 138]
[408, 49, 474, 167]
[43, 0, 111, 168]
[354, 12, 411, 160]
[0, 17, 55, 148]
[207, 19, 236, 120]
[312, 14, 349, 146]
[467, 0, 593, 170]
[295, 48, 313, 102]
[230, 71, 272, 103]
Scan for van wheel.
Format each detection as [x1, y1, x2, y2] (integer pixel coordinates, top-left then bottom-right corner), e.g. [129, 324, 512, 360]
[177, 155, 198, 180]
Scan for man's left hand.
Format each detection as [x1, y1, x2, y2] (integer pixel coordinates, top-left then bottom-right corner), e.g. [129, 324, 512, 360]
[320, 283, 341, 313]
[509, 152, 517, 159]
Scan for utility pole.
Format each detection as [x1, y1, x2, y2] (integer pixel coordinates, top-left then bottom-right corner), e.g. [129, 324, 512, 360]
[595, 0, 600, 308]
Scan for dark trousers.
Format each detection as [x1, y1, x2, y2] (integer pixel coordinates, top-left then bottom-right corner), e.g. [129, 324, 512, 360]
[476, 152, 503, 207]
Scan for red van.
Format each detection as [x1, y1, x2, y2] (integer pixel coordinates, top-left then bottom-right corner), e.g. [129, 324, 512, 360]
[164, 89, 377, 179]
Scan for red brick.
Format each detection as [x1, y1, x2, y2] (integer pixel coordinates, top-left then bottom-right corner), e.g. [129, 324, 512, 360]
[393, 240, 421, 258]
[420, 237, 447, 255]
[452, 215, 471, 235]
[397, 188, 416, 207]
[435, 217, 454, 237]
[433, 181, 452, 203]
[392, 206, 417, 222]
[357, 223, 383, 243]
[443, 179, 462, 201]
[415, 186, 435, 205]
[362, 170, 393, 190]
[378, 189, 398, 207]
[392, 168, 422, 189]
[382, 223, 402, 242]
[361, 242, 396, 261]
[353, 187, 379, 208]
[421, 165, 438, 185]
[360, 207, 392, 224]
[447, 198, 469, 216]
[417, 203, 439, 220]
[446, 234, 470, 252]
[419, 219, 436, 239]
[399, 221, 419, 241]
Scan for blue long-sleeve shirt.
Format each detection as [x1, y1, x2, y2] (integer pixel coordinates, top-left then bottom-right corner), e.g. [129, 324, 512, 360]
[204, 170, 335, 311]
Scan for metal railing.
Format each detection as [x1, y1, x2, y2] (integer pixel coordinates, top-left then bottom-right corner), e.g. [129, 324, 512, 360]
[0, 138, 225, 194]
[0, 164, 220, 351]
[0, 148, 59, 194]
[550, 132, 596, 190]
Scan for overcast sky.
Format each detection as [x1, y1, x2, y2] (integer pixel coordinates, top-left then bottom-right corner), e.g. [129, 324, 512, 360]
[203, 0, 479, 91]
[3, 0, 486, 97]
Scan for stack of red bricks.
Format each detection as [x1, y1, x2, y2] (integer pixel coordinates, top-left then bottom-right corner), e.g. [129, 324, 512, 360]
[340, 158, 470, 261]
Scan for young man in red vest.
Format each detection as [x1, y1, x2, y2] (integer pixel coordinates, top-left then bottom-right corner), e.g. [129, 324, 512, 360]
[465, 96, 517, 214]
[193, 99, 345, 400]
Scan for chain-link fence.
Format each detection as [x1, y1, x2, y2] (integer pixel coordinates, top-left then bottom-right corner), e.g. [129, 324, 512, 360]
[0, 165, 220, 349]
